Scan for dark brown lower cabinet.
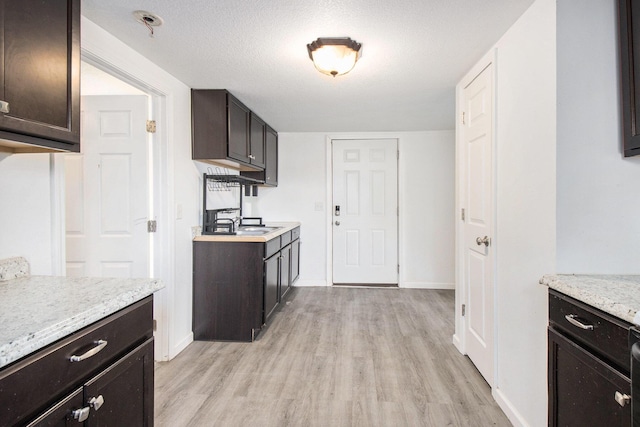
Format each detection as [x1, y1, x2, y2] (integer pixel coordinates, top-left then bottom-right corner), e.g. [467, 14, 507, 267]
[0, 297, 154, 427]
[26, 339, 154, 427]
[193, 227, 301, 341]
[548, 290, 632, 427]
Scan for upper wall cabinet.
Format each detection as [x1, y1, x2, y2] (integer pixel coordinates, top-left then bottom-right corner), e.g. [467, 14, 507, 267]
[0, 0, 81, 153]
[619, 0, 640, 157]
[241, 124, 278, 186]
[192, 89, 268, 171]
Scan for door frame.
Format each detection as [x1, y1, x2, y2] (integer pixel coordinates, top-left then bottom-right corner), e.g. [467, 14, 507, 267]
[51, 51, 171, 361]
[325, 134, 401, 286]
[453, 49, 498, 382]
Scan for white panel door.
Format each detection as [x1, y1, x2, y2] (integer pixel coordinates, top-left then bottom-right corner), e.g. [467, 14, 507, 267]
[65, 95, 149, 278]
[332, 139, 398, 284]
[462, 64, 494, 385]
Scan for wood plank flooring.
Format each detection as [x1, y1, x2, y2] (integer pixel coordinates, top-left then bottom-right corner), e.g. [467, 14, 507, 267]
[155, 288, 512, 426]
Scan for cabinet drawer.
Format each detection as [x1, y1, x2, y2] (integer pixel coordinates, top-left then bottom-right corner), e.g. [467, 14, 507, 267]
[292, 227, 300, 241]
[280, 231, 292, 246]
[549, 290, 630, 373]
[0, 297, 153, 425]
[265, 237, 281, 258]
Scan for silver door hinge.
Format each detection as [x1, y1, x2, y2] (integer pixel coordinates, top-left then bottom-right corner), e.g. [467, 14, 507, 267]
[462, 304, 466, 316]
[146, 120, 157, 133]
[147, 220, 157, 233]
[461, 208, 465, 221]
[462, 111, 466, 125]
[398, 265, 400, 273]
[153, 319, 157, 331]
[397, 150, 400, 159]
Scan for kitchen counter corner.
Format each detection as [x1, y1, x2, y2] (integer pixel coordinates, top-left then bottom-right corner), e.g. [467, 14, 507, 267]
[540, 274, 640, 326]
[0, 275, 164, 369]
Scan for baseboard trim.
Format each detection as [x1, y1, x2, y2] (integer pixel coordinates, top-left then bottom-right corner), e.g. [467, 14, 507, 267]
[169, 332, 193, 360]
[493, 387, 530, 427]
[293, 279, 330, 287]
[400, 281, 455, 290]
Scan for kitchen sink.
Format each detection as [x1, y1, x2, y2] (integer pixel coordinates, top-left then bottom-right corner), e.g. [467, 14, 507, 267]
[235, 226, 281, 236]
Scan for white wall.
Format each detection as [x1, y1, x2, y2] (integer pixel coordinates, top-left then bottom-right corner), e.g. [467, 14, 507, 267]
[81, 17, 199, 360]
[557, 0, 640, 273]
[0, 153, 54, 274]
[455, 0, 556, 426]
[253, 131, 455, 288]
[492, 1, 555, 425]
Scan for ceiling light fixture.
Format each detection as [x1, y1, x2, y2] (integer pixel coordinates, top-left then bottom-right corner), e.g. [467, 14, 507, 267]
[306, 37, 362, 77]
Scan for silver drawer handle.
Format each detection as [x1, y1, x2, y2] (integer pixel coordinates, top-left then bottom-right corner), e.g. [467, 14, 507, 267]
[615, 391, 631, 407]
[248, 154, 256, 160]
[564, 314, 594, 330]
[89, 395, 105, 411]
[72, 407, 90, 422]
[0, 100, 8, 114]
[70, 340, 108, 362]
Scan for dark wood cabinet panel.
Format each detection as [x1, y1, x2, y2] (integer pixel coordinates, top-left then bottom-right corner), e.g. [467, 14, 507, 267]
[193, 241, 264, 342]
[264, 253, 279, 323]
[192, 89, 269, 171]
[242, 125, 278, 186]
[0, 0, 80, 153]
[0, 298, 154, 427]
[548, 290, 632, 426]
[193, 228, 300, 342]
[249, 113, 266, 169]
[548, 328, 631, 427]
[227, 96, 250, 164]
[619, 0, 640, 156]
[85, 339, 154, 427]
[25, 388, 84, 427]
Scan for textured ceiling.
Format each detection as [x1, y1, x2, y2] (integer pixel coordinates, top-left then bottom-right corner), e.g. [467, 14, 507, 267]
[81, 0, 536, 132]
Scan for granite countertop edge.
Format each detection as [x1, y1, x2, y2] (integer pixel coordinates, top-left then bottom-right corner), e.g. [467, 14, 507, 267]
[0, 277, 164, 369]
[540, 274, 640, 326]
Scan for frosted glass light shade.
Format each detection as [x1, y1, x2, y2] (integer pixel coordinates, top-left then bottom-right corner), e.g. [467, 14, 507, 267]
[307, 38, 362, 77]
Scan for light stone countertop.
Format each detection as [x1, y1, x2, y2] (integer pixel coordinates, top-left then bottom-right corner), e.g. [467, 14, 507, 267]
[193, 221, 301, 242]
[0, 275, 164, 369]
[540, 274, 640, 326]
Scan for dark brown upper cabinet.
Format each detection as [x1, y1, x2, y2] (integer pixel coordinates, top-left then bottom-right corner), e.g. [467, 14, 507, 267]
[192, 89, 267, 171]
[619, 0, 640, 157]
[0, 0, 80, 153]
[242, 124, 278, 186]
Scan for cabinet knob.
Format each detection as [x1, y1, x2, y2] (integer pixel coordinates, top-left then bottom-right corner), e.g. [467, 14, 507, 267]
[72, 407, 90, 423]
[615, 391, 631, 407]
[89, 394, 105, 411]
[0, 100, 9, 114]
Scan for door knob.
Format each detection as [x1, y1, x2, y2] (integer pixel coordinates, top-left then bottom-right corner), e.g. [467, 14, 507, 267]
[476, 236, 490, 247]
[335, 221, 340, 226]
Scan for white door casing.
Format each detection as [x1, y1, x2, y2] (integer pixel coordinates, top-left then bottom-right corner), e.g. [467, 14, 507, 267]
[332, 139, 398, 284]
[461, 63, 495, 386]
[65, 95, 149, 278]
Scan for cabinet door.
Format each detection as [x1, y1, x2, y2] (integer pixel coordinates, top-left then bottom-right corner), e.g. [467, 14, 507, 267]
[548, 328, 631, 427]
[25, 388, 85, 427]
[264, 126, 278, 186]
[0, 0, 80, 151]
[227, 95, 250, 163]
[619, 0, 640, 156]
[264, 254, 279, 323]
[84, 339, 154, 427]
[291, 239, 300, 285]
[249, 113, 266, 168]
[279, 245, 291, 300]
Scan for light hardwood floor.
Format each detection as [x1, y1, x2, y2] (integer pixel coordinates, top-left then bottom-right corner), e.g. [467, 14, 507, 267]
[155, 288, 512, 426]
